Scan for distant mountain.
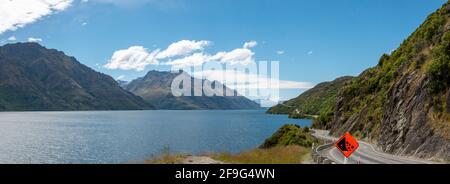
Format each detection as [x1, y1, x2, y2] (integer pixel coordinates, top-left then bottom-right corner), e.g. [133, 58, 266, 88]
[117, 80, 129, 88]
[267, 76, 353, 123]
[124, 70, 260, 110]
[0, 43, 152, 111]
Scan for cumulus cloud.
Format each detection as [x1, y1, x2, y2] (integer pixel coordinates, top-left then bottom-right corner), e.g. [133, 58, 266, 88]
[157, 40, 210, 59]
[105, 40, 313, 104]
[165, 41, 256, 68]
[105, 40, 257, 71]
[213, 48, 255, 65]
[165, 47, 255, 68]
[0, 0, 73, 34]
[104, 46, 159, 71]
[28, 37, 43, 42]
[165, 52, 210, 67]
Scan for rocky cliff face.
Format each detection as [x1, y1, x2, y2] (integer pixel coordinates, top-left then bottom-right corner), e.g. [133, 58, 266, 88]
[379, 71, 449, 160]
[330, 2, 450, 161]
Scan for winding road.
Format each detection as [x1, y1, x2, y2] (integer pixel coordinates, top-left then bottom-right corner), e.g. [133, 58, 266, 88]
[312, 130, 435, 164]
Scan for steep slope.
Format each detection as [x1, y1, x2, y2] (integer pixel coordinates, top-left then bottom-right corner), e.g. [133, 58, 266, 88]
[125, 70, 260, 110]
[267, 76, 353, 121]
[330, 2, 450, 161]
[0, 43, 152, 111]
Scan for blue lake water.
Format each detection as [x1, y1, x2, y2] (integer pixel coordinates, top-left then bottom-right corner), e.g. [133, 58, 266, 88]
[0, 110, 311, 164]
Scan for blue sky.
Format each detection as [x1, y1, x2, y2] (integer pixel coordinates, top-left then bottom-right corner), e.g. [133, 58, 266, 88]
[0, 0, 447, 102]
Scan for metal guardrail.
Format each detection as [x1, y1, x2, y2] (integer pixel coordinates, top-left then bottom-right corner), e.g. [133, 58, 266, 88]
[310, 130, 337, 164]
[311, 142, 336, 164]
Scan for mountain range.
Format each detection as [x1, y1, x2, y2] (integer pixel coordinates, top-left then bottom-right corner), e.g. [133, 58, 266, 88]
[0, 43, 259, 111]
[124, 70, 260, 110]
[0, 43, 152, 111]
[267, 76, 353, 122]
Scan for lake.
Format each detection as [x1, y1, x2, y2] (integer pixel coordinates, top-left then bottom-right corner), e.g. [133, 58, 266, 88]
[0, 110, 311, 164]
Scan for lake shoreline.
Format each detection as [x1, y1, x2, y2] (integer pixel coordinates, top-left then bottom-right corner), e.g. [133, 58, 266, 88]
[0, 110, 311, 164]
[144, 124, 316, 164]
[0, 107, 268, 113]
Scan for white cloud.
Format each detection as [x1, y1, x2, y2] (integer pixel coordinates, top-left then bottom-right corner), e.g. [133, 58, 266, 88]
[28, 37, 43, 42]
[307, 51, 313, 55]
[243, 40, 257, 49]
[105, 40, 257, 71]
[165, 47, 255, 68]
[192, 70, 314, 90]
[190, 69, 314, 107]
[104, 46, 159, 71]
[276, 50, 285, 55]
[0, 0, 73, 35]
[165, 41, 256, 68]
[82, 22, 87, 26]
[277, 80, 314, 89]
[213, 48, 255, 65]
[7, 36, 16, 41]
[157, 40, 210, 59]
[166, 52, 210, 67]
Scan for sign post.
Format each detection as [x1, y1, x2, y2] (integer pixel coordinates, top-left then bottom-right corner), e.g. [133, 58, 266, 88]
[335, 132, 359, 163]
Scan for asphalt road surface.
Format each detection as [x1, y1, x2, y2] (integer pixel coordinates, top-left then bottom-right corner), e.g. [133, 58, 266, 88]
[312, 130, 435, 164]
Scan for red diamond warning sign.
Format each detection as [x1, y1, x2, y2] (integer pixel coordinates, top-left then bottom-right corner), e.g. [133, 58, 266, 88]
[335, 132, 359, 158]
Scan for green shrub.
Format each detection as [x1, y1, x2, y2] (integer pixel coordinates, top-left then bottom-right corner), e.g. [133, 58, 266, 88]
[260, 124, 316, 149]
[428, 32, 450, 94]
[303, 127, 310, 133]
[378, 53, 391, 66]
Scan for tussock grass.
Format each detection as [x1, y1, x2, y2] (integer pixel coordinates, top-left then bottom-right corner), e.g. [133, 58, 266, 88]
[209, 145, 309, 164]
[143, 146, 188, 164]
[429, 111, 450, 139]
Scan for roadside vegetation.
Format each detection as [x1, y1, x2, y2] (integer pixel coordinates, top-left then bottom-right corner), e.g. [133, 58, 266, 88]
[209, 145, 309, 164]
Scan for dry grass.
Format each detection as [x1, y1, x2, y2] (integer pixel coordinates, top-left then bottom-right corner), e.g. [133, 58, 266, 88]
[429, 110, 450, 139]
[209, 145, 310, 164]
[143, 147, 189, 164]
[144, 154, 187, 164]
[143, 145, 311, 164]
